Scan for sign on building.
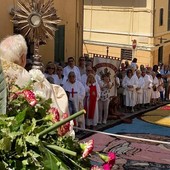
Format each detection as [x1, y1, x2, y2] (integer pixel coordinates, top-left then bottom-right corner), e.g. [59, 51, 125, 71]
[121, 48, 132, 60]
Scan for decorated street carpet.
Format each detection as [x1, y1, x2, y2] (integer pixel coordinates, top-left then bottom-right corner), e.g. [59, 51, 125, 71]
[82, 133, 170, 169]
[140, 104, 170, 127]
[82, 104, 170, 169]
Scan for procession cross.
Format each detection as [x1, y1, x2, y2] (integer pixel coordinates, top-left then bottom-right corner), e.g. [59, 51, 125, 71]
[71, 88, 74, 98]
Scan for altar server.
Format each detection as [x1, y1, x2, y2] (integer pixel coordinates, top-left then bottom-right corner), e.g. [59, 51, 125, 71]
[85, 74, 100, 128]
[63, 71, 85, 128]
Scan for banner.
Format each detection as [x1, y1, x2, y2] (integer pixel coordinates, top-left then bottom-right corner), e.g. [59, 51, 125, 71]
[93, 55, 121, 96]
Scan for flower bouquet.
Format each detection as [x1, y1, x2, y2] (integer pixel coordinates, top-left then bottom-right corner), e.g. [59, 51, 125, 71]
[0, 65, 116, 170]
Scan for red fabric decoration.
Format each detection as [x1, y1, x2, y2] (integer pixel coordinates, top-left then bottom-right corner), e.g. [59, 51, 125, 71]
[71, 88, 74, 97]
[88, 85, 97, 119]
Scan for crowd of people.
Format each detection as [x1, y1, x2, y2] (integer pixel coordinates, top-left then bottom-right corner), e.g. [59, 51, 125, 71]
[25, 55, 170, 130]
[3, 34, 169, 130]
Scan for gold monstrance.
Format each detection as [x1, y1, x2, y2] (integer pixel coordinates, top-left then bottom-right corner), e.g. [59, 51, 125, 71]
[12, 0, 60, 69]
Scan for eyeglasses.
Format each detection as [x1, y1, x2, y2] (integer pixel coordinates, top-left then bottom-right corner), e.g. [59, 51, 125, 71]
[68, 60, 74, 63]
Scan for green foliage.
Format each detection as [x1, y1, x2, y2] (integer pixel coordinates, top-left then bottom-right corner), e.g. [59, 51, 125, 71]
[43, 148, 69, 170]
[0, 83, 90, 170]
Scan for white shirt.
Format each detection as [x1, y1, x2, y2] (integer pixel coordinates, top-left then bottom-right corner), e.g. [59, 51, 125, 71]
[63, 66, 81, 82]
[122, 75, 138, 90]
[44, 73, 59, 85]
[136, 76, 145, 93]
[63, 80, 85, 111]
[143, 74, 153, 89]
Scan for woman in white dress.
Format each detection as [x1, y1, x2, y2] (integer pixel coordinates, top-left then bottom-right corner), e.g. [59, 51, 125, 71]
[136, 70, 145, 109]
[151, 72, 159, 105]
[122, 69, 138, 112]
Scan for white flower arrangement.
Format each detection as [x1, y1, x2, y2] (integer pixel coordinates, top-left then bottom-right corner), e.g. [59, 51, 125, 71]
[29, 69, 45, 82]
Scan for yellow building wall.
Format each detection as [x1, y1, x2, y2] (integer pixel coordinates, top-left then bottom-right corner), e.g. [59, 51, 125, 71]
[154, 0, 169, 36]
[164, 43, 170, 64]
[40, 0, 84, 64]
[83, 43, 152, 67]
[83, 43, 120, 57]
[136, 50, 152, 67]
[0, 0, 83, 65]
[84, 0, 153, 47]
[153, 49, 158, 65]
[83, 0, 170, 67]
[83, 0, 154, 66]
[153, 0, 170, 65]
[0, 0, 13, 40]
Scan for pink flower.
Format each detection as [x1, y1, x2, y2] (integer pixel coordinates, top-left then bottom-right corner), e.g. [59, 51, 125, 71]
[22, 90, 37, 106]
[107, 152, 116, 167]
[99, 152, 116, 170]
[80, 139, 94, 158]
[102, 163, 110, 170]
[48, 107, 60, 122]
[62, 113, 69, 119]
[57, 113, 70, 136]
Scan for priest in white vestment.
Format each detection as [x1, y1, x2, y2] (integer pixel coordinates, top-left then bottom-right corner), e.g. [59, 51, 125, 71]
[0, 34, 69, 115]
